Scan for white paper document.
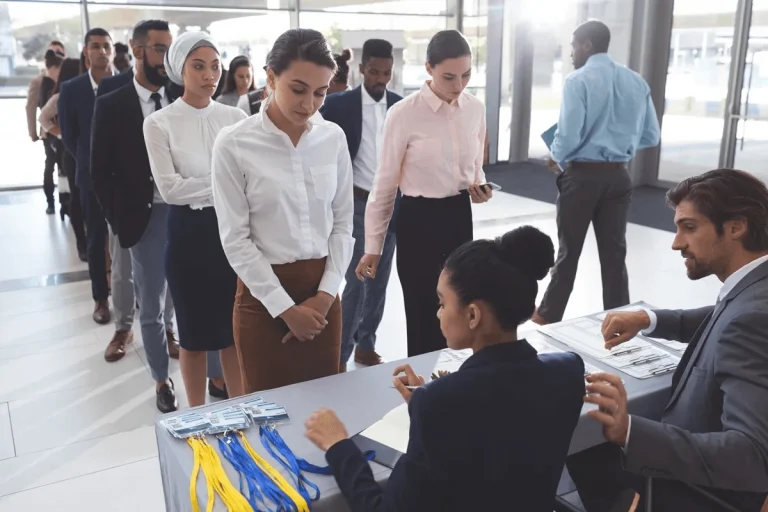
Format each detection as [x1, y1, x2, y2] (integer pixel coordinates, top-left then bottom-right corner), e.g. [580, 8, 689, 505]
[359, 403, 411, 454]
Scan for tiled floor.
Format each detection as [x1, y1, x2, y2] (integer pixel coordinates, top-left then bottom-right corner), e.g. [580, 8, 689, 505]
[0, 188, 722, 511]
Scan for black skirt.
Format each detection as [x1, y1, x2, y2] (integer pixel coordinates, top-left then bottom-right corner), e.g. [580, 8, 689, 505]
[165, 205, 236, 351]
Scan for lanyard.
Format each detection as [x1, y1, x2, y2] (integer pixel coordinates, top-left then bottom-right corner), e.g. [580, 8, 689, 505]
[259, 425, 323, 504]
[188, 436, 252, 512]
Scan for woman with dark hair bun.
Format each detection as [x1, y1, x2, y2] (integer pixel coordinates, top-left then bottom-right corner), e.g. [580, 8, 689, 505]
[356, 29, 494, 358]
[305, 226, 586, 511]
[328, 48, 352, 94]
[216, 54, 254, 107]
[212, 28, 354, 393]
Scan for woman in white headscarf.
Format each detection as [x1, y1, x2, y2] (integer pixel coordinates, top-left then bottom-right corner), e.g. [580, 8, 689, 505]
[143, 31, 247, 407]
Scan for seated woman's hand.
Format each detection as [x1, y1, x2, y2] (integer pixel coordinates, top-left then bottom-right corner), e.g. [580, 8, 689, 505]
[305, 408, 349, 452]
[392, 364, 426, 403]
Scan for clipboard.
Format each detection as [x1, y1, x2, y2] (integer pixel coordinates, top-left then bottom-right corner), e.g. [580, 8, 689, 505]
[541, 123, 558, 149]
[352, 434, 403, 469]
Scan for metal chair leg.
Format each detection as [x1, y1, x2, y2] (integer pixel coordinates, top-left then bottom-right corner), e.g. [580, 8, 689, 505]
[645, 477, 653, 512]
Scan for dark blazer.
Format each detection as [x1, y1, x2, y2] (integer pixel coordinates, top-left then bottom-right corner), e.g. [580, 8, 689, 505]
[628, 260, 768, 511]
[326, 341, 586, 511]
[58, 73, 98, 191]
[91, 82, 176, 248]
[97, 68, 133, 96]
[321, 86, 403, 232]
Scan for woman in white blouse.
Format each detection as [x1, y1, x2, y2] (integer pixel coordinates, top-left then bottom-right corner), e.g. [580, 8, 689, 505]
[143, 32, 246, 407]
[212, 28, 354, 394]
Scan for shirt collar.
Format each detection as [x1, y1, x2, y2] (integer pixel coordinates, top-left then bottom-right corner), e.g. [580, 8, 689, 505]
[88, 70, 98, 93]
[459, 340, 538, 372]
[361, 85, 385, 106]
[585, 53, 613, 67]
[420, 81, 465, 112]
[719, 254, 768, 302]
[133, 76, 165, 103]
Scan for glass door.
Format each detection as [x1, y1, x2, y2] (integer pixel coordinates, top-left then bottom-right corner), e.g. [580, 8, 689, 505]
[732, 35, 768, 180]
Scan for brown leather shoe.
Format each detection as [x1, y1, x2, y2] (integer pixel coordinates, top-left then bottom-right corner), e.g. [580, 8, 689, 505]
[354, 348, 384, 367]
[93, 300, 111, 325]
[105, 330, 134, 362]
[531, 310, 549, 326]
[167, 330, 180, 359]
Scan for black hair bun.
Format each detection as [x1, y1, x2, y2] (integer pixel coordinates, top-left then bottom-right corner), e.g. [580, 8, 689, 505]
[340, 48, 352, 62]
[495, 226, 555, 281]
[44, 49, 57, 59]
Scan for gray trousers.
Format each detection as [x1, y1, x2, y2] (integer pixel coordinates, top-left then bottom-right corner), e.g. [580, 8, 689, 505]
[538, 165, 632, 323]
[111, 219, 223, 380]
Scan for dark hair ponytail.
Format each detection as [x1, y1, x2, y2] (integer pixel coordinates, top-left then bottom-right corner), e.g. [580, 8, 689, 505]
[332, 48, 352, 84]
[426, 29, 471, 67]
[44, 49, 63, 70]
[444, 226, 555, 330]
[266, 28, 336, 76]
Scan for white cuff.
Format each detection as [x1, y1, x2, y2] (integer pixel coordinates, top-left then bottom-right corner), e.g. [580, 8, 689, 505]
[261, 285, 295, 319]
[318, 270, 343, 300]
[623, 415, 632, 452]
[641, 308, 658, 335]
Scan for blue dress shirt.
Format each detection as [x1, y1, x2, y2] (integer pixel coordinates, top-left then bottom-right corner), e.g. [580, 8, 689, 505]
[551, 53, 661, 164]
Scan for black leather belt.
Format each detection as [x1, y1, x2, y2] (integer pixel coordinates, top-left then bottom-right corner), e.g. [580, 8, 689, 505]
[353, 186, 370, 200]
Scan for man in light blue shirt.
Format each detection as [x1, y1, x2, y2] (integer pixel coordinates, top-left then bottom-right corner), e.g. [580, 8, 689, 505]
[533, 20, 661, 325]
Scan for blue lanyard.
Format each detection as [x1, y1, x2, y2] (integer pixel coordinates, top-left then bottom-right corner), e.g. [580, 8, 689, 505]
[218, 433, 297, 512]
[258, 426, 376, 505]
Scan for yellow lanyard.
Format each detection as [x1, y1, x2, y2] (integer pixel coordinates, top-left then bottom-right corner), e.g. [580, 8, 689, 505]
[238, 432, 310, 512]
[188, 437, 252, 512]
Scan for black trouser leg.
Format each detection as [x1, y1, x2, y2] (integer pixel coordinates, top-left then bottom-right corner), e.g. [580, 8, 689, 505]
[42, 137, 56, 207]
[81, 189, 109, 301]
[63, 151, 86, 253]
[396, 192, 473, 357]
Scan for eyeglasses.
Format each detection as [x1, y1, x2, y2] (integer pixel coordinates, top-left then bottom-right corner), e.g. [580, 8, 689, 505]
[139, 44, 169, 55]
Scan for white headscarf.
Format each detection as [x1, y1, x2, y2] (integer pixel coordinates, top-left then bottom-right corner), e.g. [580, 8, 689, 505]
[164, 31, 218, 86]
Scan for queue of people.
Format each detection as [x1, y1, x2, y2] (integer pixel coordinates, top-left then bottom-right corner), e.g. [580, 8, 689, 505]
[27, 15, 768, 512]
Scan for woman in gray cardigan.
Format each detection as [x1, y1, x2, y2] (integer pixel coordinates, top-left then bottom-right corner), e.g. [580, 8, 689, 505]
[216, 55, 255, 107]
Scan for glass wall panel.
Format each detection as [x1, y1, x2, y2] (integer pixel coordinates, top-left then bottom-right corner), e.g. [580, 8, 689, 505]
[299, 11, 446, 96]
[732, 0, 768, 180]
[85, 4, 290, 87]
[462, 0, 487, 103]
[658, 0, 738, 182]
[301, 0, 446, 15]
[1, 1, 83, 189]
[521, 0, 634, 161]
[88, 0, 289, 9]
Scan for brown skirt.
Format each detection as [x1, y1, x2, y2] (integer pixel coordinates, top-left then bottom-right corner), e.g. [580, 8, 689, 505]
[233, 257, 341, 394]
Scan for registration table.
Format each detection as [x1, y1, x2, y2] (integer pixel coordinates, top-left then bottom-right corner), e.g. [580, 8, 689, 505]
[155, 330, 673, 512]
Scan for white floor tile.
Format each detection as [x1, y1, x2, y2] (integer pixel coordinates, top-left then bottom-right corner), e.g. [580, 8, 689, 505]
[0, 342, 147, 403]
[0, 457, 165, 512]
[0, 426, 157, 497]
[0, 404, 14, 462]
[8, 366, 160, 455]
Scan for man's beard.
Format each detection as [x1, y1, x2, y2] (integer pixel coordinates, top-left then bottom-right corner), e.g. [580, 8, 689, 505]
[145, 63, 167, 87]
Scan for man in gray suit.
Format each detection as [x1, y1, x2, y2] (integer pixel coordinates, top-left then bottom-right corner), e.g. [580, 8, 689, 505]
[567, 169, 768, 512]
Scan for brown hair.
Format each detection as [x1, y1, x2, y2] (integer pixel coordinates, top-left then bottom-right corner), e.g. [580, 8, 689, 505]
[666, 168, 768, 251]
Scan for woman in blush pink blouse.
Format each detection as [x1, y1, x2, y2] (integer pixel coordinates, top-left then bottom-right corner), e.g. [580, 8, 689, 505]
[356, 30, 492, 357]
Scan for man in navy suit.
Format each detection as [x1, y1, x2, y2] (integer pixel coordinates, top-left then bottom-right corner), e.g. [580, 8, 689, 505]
[320, 40, 403, 371]
[58, 28, 115, 325]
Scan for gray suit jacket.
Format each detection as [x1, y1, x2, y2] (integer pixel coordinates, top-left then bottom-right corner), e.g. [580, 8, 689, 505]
[626, 260, 768, 509]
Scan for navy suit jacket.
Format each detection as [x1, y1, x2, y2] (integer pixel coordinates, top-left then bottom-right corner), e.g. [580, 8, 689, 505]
[321, 86, 403, 233]
[97, 68, 133, 96]
[326, 341, 586, 511]
[58, 73, 99, 191]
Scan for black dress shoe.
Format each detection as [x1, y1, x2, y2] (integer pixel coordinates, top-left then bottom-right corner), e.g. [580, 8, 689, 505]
[45, 205, 55, 215]
[208, 380, 229, 400]
[78, 250, 88, 262]
[156, 379, 178, 413]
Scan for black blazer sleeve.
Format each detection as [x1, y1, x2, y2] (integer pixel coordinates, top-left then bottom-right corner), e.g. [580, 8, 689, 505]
[58, 81, 78, 157]
[90, 95, 117, 225]
[325, 388, 443, 512]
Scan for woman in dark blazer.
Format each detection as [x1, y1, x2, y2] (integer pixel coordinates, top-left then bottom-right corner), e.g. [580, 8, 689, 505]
[305, 226, 586, 511]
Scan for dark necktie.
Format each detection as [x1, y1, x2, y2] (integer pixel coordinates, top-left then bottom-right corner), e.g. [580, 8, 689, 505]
[150, 92, 163, 112]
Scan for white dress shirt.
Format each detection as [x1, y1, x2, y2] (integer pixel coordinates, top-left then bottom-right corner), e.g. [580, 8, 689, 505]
[143, 99, 247, 210]
[353, 86, 387, 192]
[134, 77, 169, 203]
[627, 253, 768, 448]
[211, 98, 355, 318]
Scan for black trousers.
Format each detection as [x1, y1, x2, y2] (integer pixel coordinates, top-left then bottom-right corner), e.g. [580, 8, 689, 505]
[42, 136, 61, 206]
[395, 191, 473, 357]
[538, 164, 632, 323]
[62, 150, 86, 253]
[567, 443, 761, 512]
[81, 188, 109, 302]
